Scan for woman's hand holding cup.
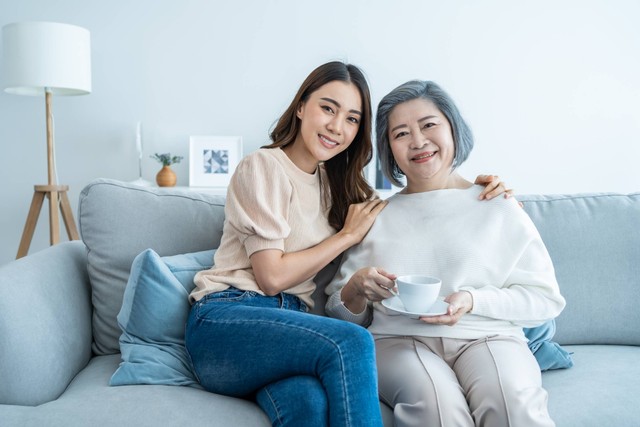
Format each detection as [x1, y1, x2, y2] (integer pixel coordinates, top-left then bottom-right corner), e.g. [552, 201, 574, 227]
[340, 267, 397, 315]
[349, 267, 397, 302]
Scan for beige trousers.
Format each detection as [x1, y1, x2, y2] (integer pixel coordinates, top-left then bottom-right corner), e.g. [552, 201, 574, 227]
[375, 335, 555, 427]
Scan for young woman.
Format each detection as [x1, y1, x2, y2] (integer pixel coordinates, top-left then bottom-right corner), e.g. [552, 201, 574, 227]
[326, 80, 565, 427]
[185, 62, 510, 427]
[186, 61, 385, 427]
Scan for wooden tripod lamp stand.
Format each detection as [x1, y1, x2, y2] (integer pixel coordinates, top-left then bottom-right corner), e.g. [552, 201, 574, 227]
[2, 22, 92, 259]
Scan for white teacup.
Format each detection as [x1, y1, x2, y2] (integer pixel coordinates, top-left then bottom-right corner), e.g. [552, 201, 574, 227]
[395, 275, 442, 313]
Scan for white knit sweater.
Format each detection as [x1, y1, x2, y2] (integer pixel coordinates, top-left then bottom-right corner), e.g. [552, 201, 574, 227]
[326, 186, 566, 341]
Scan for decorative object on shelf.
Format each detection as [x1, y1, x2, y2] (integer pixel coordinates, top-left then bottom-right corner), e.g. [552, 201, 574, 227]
[151, 153, 183, 187]
[2, 21, 92, 259]
[156, 166, 177, 187]
[130, 121, 153, 187]
[189, 135, 243, 188]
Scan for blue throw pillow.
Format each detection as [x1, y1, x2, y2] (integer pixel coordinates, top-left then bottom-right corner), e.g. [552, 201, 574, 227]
[524, 319, 574, 371]
[109, 248, 215, 387]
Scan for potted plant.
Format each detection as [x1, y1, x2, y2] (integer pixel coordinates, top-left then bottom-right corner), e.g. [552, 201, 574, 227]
[151, 153, 183, 187]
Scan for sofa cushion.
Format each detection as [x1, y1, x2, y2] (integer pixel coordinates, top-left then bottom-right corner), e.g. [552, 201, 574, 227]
[544, 344, 640, 427]
[39, 354, 271, 427]
[521, 193, 640, 346]
[78, 179, 226, 355]
[110, 249, 215, 387]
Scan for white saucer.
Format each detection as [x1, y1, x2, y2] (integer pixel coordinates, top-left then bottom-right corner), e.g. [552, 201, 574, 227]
[381, 296, 449, 317]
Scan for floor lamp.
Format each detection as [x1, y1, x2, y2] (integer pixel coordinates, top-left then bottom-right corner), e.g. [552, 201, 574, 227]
[2, 22, 92, 259]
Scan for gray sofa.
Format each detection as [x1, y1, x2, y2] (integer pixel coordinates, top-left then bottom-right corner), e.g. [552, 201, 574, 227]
[1, 178, 639, 426]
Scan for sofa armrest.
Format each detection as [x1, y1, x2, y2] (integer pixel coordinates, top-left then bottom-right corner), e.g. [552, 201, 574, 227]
[0, 241, 93, 406]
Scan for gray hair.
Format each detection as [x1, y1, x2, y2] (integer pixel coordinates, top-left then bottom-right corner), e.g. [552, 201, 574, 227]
[376, 80, 474, 187]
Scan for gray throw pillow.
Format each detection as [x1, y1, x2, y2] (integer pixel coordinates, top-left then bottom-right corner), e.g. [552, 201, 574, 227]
[78, 179, 225, 355]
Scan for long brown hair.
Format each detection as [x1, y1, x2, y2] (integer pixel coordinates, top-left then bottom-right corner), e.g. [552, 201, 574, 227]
[264, 61, 374, 230]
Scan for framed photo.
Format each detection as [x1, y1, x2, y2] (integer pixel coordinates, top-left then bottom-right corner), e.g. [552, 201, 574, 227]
[189, 135, 243, 187]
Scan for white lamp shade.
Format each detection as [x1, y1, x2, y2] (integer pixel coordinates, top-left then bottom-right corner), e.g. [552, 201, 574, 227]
[2, 21, 91, 96]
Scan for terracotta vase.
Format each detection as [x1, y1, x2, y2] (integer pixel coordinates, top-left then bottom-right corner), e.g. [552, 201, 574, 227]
[156, 165, 177, 187]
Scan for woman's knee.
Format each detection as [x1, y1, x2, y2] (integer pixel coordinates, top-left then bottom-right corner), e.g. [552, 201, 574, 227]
[333, 320, 375, 355]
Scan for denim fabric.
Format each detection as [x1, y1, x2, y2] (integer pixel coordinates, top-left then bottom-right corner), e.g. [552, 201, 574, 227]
[185, 289, 382, 427]
[255, 375, 328, 426]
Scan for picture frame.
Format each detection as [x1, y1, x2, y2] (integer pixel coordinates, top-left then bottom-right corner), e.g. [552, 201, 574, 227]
[189, 135, 243, 187]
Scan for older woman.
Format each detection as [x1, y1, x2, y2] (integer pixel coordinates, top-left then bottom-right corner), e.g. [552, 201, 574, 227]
[326, 80, 565, 427]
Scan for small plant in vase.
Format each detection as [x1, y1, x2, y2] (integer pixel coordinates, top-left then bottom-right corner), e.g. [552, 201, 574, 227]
[151, 153, 183, 187]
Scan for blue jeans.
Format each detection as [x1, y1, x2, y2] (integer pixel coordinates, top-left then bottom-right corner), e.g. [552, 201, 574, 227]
[185, 289, 382, 427]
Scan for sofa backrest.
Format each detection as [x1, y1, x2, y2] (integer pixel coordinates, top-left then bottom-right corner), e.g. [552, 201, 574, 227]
[79, 180, 639, 353]
[520, 192, 640, 346]
[79, 179, 226, 355]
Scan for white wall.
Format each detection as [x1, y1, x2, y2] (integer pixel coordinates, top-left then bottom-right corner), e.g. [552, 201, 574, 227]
[1, 0, 639, 266]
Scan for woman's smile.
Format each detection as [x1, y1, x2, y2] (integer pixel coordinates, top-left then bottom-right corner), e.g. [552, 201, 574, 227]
[412, 151, 437, 162]
[319, 133, 339, 148]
